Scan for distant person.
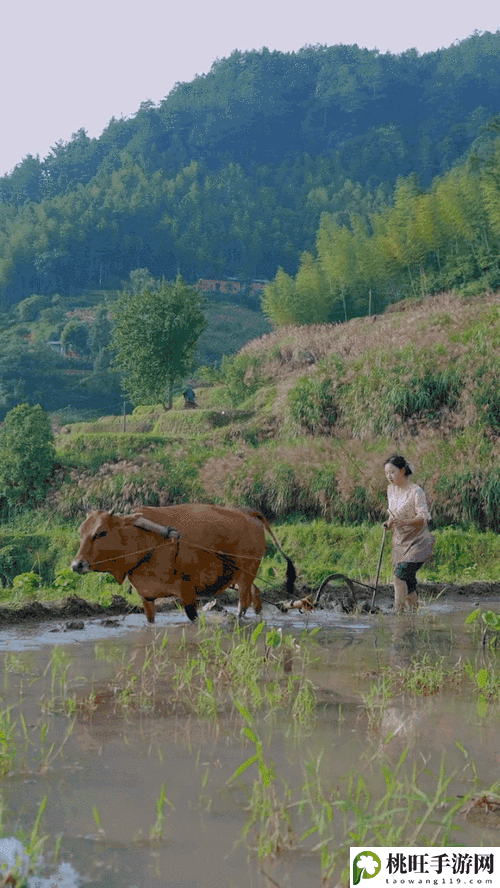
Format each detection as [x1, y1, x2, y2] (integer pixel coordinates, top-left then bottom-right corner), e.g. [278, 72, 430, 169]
[384, 454, 435, 613]
[182, 385, 198, 409]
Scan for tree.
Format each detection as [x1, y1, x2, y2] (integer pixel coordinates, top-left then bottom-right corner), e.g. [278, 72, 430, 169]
[112, 273, 207, 409]
[88, 304, 113, 369]
[60, 320, 90, 356]
[0, 404, 56, 506]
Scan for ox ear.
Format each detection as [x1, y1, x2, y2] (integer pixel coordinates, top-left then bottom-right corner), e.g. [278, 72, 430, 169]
[108, 507, 115, 516]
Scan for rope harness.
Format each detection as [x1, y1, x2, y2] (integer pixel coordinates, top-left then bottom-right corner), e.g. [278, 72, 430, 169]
[86, 531, 270, 589]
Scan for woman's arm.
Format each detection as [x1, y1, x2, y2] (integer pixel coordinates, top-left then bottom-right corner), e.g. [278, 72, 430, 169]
[385, 514, 425, 531]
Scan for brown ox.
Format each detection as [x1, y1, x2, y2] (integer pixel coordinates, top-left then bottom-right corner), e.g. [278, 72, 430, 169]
[71, 504, 295, 623]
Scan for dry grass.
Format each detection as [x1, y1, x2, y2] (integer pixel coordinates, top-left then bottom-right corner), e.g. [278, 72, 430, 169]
[242, 290, 500, 379]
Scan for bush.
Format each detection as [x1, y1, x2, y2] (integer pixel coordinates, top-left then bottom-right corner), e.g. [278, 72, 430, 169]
[16, 294, 51, 322]
[220, 354, 261, 407]
[0, 404, 56, 506]
[12, 572, 41, 597]
[0, 545, 32, 587]
[61, 319, 90, 356]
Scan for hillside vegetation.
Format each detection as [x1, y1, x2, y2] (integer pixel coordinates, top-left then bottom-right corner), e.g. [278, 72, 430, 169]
[0, 286, 270, 420]
[3, 289, 500, 602]
[52, 288, 500, 528]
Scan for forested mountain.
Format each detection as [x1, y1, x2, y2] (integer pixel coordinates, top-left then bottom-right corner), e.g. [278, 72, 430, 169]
[1, 32, 500, 304]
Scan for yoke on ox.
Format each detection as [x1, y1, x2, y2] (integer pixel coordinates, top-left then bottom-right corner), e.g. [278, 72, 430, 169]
[71, 504, 295, 624]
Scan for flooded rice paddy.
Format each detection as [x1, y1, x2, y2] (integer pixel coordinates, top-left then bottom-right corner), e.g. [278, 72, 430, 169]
[0, 595, 499, 887]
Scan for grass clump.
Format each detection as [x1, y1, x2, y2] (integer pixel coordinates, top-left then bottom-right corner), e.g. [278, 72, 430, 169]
[287, 375, 339, 434]
[435, 470, 500, 531]
[388, 368, 462, 421]
[173, 620, 317, 721]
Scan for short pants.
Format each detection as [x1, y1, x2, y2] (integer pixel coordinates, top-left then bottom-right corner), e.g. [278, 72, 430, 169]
[394, 561, 424, 593]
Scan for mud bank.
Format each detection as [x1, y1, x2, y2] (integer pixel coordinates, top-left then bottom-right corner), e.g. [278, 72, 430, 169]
[0, 580, 497, 626]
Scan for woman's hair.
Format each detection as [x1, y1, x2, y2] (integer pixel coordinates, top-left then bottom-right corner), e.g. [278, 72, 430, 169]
[384, 454, 413, 476]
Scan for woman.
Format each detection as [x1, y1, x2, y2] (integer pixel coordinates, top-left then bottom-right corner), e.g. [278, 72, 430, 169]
[384, 455, 435, 613]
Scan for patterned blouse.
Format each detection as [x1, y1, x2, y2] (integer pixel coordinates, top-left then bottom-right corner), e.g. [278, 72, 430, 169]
[387, 482, 435, 565]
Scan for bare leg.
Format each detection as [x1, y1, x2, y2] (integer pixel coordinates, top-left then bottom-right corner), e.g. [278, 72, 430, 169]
[394, 577, 419, 613]
[407, 590, 419, 611]
[393, 577, 409, 614]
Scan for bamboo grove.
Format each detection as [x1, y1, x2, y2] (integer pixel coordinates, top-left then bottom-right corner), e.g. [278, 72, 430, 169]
[262, 130, 500, 325]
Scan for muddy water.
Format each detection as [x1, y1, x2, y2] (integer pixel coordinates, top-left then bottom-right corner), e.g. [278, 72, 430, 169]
[0, 597, 499, 887]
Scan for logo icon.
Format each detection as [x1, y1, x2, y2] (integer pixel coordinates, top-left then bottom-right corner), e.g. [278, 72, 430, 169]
[353, 851, 382, 885]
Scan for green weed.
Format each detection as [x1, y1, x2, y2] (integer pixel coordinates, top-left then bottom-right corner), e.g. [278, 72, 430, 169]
[229, 701, 296, 860]
[0, 705, 18, 776]
[387, 653, 452, 696]
[229, 713, 470, 885]
[149, 783, 174, 842]
[362, 674, 393, 732]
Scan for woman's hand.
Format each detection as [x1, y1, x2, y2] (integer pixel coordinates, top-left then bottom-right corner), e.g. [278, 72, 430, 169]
[386, 515, 425, 531]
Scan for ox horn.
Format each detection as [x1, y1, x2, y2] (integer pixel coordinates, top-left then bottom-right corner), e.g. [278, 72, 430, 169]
[133, 515, 179, 539]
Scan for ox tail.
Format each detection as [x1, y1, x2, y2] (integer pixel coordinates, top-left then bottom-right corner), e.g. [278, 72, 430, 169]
[247, 509, 296, 598]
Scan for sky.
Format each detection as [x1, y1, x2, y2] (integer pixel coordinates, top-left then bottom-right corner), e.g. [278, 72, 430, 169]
[1, 0, 499, 178]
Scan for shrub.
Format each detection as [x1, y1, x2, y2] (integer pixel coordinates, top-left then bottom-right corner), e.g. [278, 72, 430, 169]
[0, 404, 56, 506]
[220, 354, 261, 407]
[16, 293, 51, 322]
[12, 572, 41, 597]
[0, 545, 32, 587]
[60, 320, 90, 356]
[234, 462, 308, 519]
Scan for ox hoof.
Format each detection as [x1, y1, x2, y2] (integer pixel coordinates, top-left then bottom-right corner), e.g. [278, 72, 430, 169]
[184, 604, 197, 622]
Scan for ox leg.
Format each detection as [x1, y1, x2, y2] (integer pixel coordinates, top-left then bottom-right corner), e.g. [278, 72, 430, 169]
[237, 583, 252, 619]
[182, 586, 198, 622]
[143, 597, 156, 624]
[251, 584, 262, 615]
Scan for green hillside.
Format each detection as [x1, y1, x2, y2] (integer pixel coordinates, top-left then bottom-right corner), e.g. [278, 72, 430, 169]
[2, 288, 500, 604]
[0, 288, 270, 420]
[51, 289, 500, 531]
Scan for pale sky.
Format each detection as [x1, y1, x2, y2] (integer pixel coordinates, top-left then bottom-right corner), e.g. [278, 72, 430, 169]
[1, 0, 499, 177]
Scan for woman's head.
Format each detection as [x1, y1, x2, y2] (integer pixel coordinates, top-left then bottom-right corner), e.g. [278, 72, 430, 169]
[384, 454, 413, 483]
[385, 454, 413, 475]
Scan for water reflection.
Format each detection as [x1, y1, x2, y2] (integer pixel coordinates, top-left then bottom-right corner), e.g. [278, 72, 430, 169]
[29, 861, 81, 887]
[0, 599, 497, 887]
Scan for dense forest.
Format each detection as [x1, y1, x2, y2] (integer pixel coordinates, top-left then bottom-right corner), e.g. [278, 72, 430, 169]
[1, 32, 500, 304]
